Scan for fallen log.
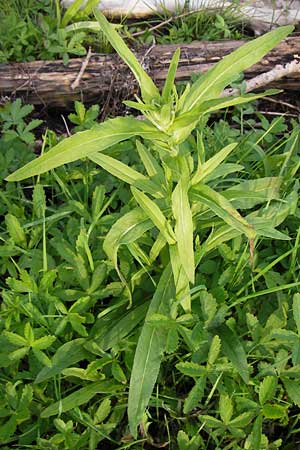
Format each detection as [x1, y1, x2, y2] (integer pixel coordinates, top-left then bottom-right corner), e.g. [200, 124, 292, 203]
[1, 37, 300, 107]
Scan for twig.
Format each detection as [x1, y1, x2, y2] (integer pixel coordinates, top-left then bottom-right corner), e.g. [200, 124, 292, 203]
[71, 46, 92, 91]
[223, 59, 300, 97]
[129, 8, 226, 38]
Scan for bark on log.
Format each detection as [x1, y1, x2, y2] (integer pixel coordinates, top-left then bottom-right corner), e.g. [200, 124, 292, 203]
[1, 37, 300, 107]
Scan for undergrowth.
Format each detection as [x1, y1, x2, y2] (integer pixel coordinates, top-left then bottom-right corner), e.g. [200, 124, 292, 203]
[1, 93, 300, 450]
[1, 11, 300, 450]
[0, 0, 246, 64]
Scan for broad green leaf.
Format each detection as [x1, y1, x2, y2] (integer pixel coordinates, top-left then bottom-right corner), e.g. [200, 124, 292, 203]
[131, 187, 176, 244]
[128, 265, 175, 438]
[192, 143, 237, 186]
[283, 378, 300, 406]
[218, 324, 250, 384]
[293, 293, 300, 335]
[172, 179, 195, 283]
[162, 48, 180, 102]
[89, 152, 161, 197]
[183, 375, 206, 414]
[192, 184, 256, 240]
[94, 10, 160, 103]
[7, 117, 164, 182]
[259, 376, 277, 406]
[149, 232, 167, 263]
[35, 339, 88, 383]
[103, 208, 153, 272]
[219, 395, 233, 425]
[41, 380, 122, 418]
[181, 26, 293, 112]
[32, 335, 56, 351]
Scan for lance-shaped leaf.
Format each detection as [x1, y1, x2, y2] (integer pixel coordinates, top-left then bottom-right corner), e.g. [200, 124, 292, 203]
[103, 208, 154, 272]
[94, 9, 160, 103]
[162, 48, 180, 102]
[41, 380, 122, 418]
[7, 117, 164, 182]
[128, 265, 175, 438]
[89, 152, 162, 197]
[169, 244, 191, 312]
[172, 179, 195, 283]
[131, 187, 176, 245]
[192, 184, 256, 240]
[192, 143, 237, 186]
[181, 25, 293, 112]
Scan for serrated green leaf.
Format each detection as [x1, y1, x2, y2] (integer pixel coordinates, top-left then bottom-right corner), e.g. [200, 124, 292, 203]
[208, 335, 221, 366]
[259, 376, 277, 406]
[283, 378, 300, 406]
[219, 395, 233, 425]
[176, 361, 206, 378]
[262, 404, 287, 419]
[5, 214, 26, 247]
[183, 375, 206, 414]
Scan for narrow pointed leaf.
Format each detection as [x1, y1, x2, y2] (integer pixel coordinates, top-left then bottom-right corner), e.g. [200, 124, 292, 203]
[7, 117, 164, 182]
[162, 48, 180, 102]
[192, 184, 256, 240]
[103, 208, 153, 269]
[128, 265, 175, 437]
[89, 152, 161, 197]
[131, 187, 176, 244]
[41, 381, 122, 418]
[172, 180, 195, 283]
[182, 26, 293, 112]
[94, 10, 160, 103]
[192, 143, 237, 185]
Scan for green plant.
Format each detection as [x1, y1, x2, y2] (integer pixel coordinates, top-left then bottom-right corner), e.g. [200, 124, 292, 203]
[68, 101, 100, 131]
[6, 13, 297, 441]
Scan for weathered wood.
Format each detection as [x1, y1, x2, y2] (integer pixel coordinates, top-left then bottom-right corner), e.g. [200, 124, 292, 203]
[1, 37, 299, 107]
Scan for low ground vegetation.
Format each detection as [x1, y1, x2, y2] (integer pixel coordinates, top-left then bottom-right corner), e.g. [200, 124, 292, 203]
[0, 5, 300, 450]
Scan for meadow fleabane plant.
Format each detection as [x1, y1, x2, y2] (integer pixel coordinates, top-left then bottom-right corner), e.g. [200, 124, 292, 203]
[7, 13, 294, 437]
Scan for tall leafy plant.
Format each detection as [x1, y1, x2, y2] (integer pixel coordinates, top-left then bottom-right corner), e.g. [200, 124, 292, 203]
[6, 14, 293, 437]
